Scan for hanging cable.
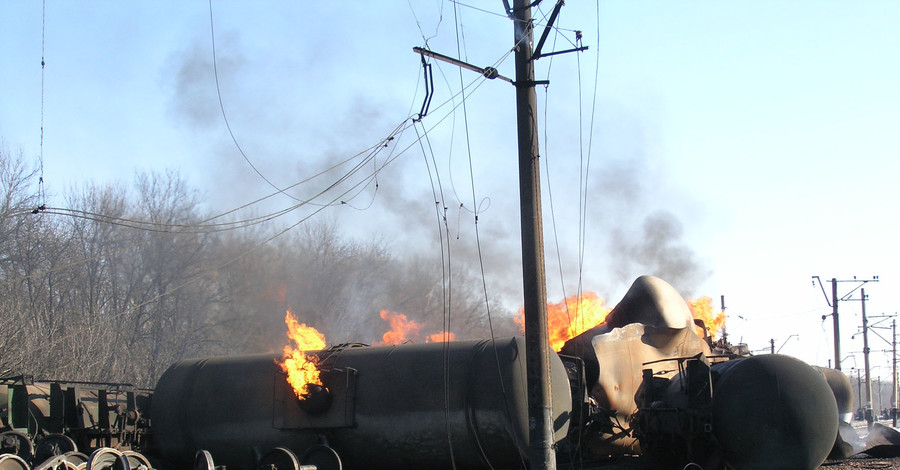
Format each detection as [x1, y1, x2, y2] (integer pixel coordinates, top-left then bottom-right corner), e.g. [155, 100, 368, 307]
[38, 0, 47, 208]
[208, 0, 299, 201]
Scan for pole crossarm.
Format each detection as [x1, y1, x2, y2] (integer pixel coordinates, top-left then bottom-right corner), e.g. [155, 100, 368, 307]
[412, 47, 514, 84]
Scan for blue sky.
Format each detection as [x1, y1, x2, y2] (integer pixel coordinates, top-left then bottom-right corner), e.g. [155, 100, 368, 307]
[2, 1, 899, 376]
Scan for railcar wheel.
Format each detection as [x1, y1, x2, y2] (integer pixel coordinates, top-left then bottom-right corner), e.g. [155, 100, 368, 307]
[301, 445, 341, 470]
[34, 434, 78, 466]
[32, 454, 79, 470]
[0, 431, 34, 463]
[0, 455, 29, 470]
[62, 453, 87, 466]
[257, 447, 300, 470]
[193, 451, 214, 470]
[121, 452, 150, 470]
[85, 448, 128, 470]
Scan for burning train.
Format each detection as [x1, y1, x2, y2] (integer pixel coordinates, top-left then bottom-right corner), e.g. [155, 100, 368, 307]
[0, 276, 891, 470]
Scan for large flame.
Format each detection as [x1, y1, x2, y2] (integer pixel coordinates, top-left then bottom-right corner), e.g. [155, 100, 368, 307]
[688, 297, 726, 339]
[278, 311, 326, 400]
[514, 292, 728, 351]
[515, 292, 612, 352]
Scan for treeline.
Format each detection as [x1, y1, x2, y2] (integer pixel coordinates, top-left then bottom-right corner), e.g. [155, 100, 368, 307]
[0, 148, 514, 388]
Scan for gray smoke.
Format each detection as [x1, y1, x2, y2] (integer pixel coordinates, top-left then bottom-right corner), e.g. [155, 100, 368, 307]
[610, 211, 709, 296]
[586, 111, 711, 298]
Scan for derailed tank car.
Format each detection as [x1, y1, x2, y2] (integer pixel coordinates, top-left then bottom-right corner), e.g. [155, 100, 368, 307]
[561, 276, 842, 470]
[151, 337, 572, 470]
[634, 354, 839, 470]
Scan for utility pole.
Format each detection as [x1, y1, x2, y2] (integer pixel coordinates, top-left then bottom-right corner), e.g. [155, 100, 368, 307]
[720, 295, 727, 344]
[832, 279, 839, 369]
[894, 319, 897, 427]
[512, 1, 555, 468]
[861, 288, 874, 430]
[770, 339, 775, 354]
[857, 369, 863, 419]
[412, 4, 586, 467]
[813, 275, 879, 371]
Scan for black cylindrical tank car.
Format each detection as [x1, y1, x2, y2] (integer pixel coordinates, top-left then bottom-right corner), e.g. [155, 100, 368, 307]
[634, 354, 840, 470]
[150, 337, 572, 470]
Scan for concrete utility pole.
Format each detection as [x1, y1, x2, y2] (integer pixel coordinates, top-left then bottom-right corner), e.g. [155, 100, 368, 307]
[894, 319, 897, 427]
[511, 2, 584, 468]
[832, 279, 840, 369]
[720, 295, 727, 344]
[861, 288, 874, 430]
[858, 369, 863, 418]
[511, 1, 555, 468]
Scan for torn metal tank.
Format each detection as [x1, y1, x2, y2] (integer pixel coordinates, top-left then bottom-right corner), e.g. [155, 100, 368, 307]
[559, 275, 712, 456]
[558, 275, 841, 470]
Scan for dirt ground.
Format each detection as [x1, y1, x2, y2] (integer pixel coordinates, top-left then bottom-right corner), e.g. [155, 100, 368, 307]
[820, 456, 900, 469]
[568, 454, 900, 470]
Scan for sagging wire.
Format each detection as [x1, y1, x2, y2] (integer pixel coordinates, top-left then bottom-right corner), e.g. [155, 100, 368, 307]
[13, 121, 411, 291]
[31, 123, 406, 230]
[414, 72, 456, 470]
[16, 129, 404, 358]
[19, 34, 504, 298]
[208, 0, 299, 202]
[407, 0, 444, 51]
[412, 117, 457, 470]
[15, 68, 484, 288]
[575, 20, 589, 318]
[25, 110, 400, 222]
[577, 1, 602, 311]
[434, 5, 530, 469]
[539, 8, 574, 332]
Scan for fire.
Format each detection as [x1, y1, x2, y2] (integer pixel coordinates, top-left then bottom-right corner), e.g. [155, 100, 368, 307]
[515, 292, 612, 352]
[426, 331, 456, 343]
[379, 309, 424, 344]
[277, 311, 326, 400]
[688, 297, 726, 339]
[377, 310, 456, 344]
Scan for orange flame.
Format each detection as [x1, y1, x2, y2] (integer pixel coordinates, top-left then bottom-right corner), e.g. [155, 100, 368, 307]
[377, 310, 456, 344]
[515, 292, 612, 352]
[277, 311, 326, 400]
[426, 331, 457, 343]
[688, 297, 726, 339]
[379, 309, 424, 344]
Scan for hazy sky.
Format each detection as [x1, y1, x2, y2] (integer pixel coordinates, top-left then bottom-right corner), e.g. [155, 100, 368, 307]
[2, 1, 899, 376]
